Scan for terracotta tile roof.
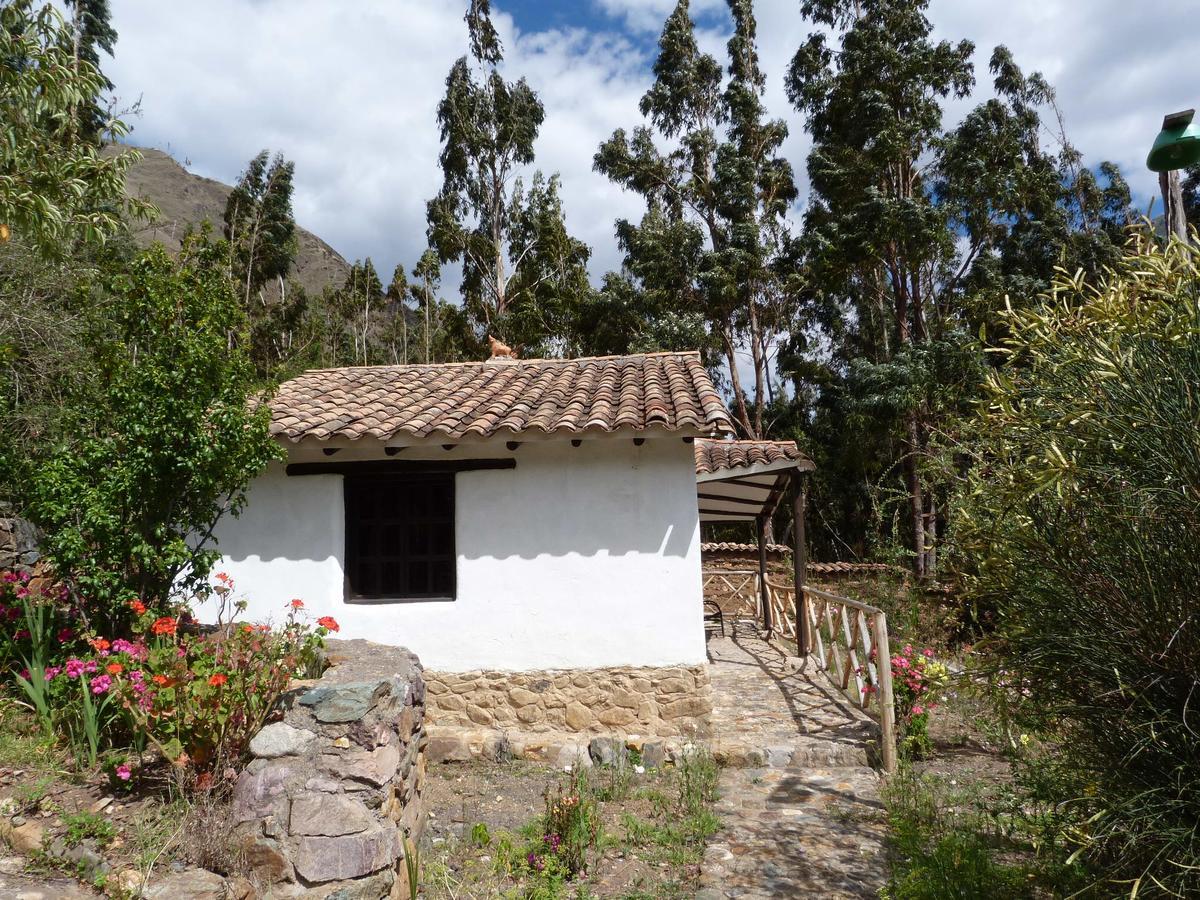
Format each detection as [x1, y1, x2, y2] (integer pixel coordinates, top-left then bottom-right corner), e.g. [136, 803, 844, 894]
[268, 352, 733, 443]
[694, 439, 813, 476]
[701, 541, 792, 556]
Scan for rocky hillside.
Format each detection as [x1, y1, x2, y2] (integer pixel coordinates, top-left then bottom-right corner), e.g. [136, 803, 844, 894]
[120, 146, 349, 298]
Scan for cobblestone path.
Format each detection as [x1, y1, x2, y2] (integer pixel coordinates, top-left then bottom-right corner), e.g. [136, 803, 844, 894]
[701, 635, 889, 896]
[706, 634, 877, 768]
[698, 767, 888, 898]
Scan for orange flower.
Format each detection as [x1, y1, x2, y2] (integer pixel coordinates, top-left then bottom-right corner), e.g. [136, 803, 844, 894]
[89, 638, 111, 652]
[317, 616, 340, 632]
[129, 599, 147, 615]
[289, 599, 304, 609]
[208, 673, 228, 687]
[241, 624, 254, 634]
[151, 616, 177, 636]
[152, 674, 170, 686]
[106, 662, 124, 675]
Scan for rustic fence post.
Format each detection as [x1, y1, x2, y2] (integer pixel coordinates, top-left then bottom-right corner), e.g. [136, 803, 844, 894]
[873, 611, 898, 773]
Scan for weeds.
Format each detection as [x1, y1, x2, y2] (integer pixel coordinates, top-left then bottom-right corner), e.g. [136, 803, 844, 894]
[61, 810, 116, 849]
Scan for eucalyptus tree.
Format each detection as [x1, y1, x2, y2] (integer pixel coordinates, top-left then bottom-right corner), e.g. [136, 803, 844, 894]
[595, 0, 799, 439]
[786, 0, 1132, 577]
[223, 150, 301, 375]
[64, 0, 116, 139]
[425, 0, 591, 356]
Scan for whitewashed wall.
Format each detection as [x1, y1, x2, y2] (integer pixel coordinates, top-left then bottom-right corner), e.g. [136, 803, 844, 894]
[201, 438, 705, 671]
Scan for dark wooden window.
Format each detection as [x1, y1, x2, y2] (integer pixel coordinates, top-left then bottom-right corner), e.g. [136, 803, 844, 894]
[344, 474, 455, 600]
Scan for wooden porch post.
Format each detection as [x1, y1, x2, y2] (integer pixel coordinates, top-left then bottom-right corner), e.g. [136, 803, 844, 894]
[756, 515, 772, 636]
[792, 470, 810, 656]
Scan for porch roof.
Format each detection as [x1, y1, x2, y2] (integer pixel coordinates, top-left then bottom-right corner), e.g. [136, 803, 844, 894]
[694, 439, 813, 522]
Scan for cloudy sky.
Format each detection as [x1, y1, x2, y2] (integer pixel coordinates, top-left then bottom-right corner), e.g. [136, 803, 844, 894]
[107, 0, 1197, 283]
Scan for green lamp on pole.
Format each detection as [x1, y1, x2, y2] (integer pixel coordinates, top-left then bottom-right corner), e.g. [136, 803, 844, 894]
[1147, 109, 1200, 241]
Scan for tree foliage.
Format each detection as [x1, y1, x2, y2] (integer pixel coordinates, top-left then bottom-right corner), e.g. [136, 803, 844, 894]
[784, 0, 1130, 574]
[595, 0, 799, 438]
[0, 0, 150, 257]
[425, 0, 591, 356]
[19, 240, 280, 627]
[958, 234, 1200, 894]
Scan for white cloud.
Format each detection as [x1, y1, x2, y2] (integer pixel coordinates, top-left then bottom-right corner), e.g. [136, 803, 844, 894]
[106, 0, 1193, 289]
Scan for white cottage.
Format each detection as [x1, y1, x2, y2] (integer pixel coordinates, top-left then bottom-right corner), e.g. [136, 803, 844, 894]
[206, 351, 736, 673]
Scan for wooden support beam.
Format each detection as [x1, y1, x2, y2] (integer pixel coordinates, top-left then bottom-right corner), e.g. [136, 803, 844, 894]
[287, 459, 516, 477]
[792, 470, 810, 656]
[757, 515, 772, 637]
[696, 492, 769, 508]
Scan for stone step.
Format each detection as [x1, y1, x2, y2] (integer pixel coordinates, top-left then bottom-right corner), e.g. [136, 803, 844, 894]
[711, 736, 871, 769]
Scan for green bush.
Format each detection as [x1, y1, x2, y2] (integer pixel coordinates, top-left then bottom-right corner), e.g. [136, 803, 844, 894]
[18, 237, 280, 628]
[959, 233, 1200, 894]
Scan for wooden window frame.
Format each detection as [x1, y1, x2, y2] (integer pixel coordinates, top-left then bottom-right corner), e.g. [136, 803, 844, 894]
[343, 473, 456, 602]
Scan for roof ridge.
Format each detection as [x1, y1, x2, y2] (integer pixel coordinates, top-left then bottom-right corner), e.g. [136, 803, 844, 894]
[298, 350, 702, 376]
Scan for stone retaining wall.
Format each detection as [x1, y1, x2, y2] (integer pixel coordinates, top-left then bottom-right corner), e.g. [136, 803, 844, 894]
[424, 665, 712, 738]
[231, 640, 427, 899]
[0, 514, 39, 571]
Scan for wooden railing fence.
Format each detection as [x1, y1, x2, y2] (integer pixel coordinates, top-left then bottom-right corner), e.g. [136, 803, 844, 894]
[703, 568, 897, 773]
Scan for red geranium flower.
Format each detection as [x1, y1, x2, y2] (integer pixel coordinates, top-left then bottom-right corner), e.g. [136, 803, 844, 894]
[317, 616, 340, 632]
[129, 599, 147, 615]
[151, 674, 170, 686]
[289, 599, 304, 609]
[208, 674, 228, 687]
[151, 616, 177, 636]
[106, 662, 124, 675]
[90, 638, 111, 652]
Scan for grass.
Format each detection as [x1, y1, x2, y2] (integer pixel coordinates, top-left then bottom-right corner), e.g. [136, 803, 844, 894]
[422, 749, 722, 899]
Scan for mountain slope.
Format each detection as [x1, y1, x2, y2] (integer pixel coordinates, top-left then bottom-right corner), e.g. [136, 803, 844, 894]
[120, 146, 350, 298]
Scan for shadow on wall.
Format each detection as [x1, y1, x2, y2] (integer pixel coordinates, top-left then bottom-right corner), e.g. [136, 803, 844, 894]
[216, 446, 699, 565]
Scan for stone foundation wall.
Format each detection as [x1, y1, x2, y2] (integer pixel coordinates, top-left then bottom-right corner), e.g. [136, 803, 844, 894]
[424, 665, 712, 738]
[0, 514, 39, 571]
[232, 640, 427, 899]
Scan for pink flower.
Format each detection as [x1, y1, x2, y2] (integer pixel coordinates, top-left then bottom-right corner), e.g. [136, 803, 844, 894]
[90, 674, 113, 695]
[45, 666, 61, 680]
[922, 648, 935, 658]
[65, 658, 86, 678]
[912, 705, 925, 716]
[115, 764, 131, 781]
[57, 628, 74, 643]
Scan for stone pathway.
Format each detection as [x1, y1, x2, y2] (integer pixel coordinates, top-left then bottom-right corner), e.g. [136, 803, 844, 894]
[706, 634, 877, 768]
[698, 767, 888, 898]
[701, 635, 889, 896]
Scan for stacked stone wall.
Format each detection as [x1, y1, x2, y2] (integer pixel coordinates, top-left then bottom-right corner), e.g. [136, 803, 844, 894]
[424, 665, 712, 739]
[232, 641, 427, 899]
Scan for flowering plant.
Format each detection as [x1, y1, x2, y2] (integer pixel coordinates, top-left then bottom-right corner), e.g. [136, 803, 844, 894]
[98, 588, 337, 774]
[888, 644, 950, 758]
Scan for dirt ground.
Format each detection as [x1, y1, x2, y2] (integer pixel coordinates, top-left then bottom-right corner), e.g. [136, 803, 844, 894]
[421, 758, 710, 899]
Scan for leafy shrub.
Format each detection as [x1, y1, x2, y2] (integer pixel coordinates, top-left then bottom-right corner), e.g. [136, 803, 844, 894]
[19, 238, 280, 630]
[958, 234, 1200, 893]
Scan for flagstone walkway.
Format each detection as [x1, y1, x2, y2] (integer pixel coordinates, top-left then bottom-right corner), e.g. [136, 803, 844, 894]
[700, 634, 889, 897]
[706, 633, 877, 768]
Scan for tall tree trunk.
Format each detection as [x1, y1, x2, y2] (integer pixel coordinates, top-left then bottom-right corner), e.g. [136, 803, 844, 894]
[904, 413, 926, 580]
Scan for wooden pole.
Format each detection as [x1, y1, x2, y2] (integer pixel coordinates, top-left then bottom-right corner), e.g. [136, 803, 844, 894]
[792, 471, 809, 656]
[756, 515, 772, 636]
[873, 610, 898, 774]
[1160, 170, 1188, 242]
